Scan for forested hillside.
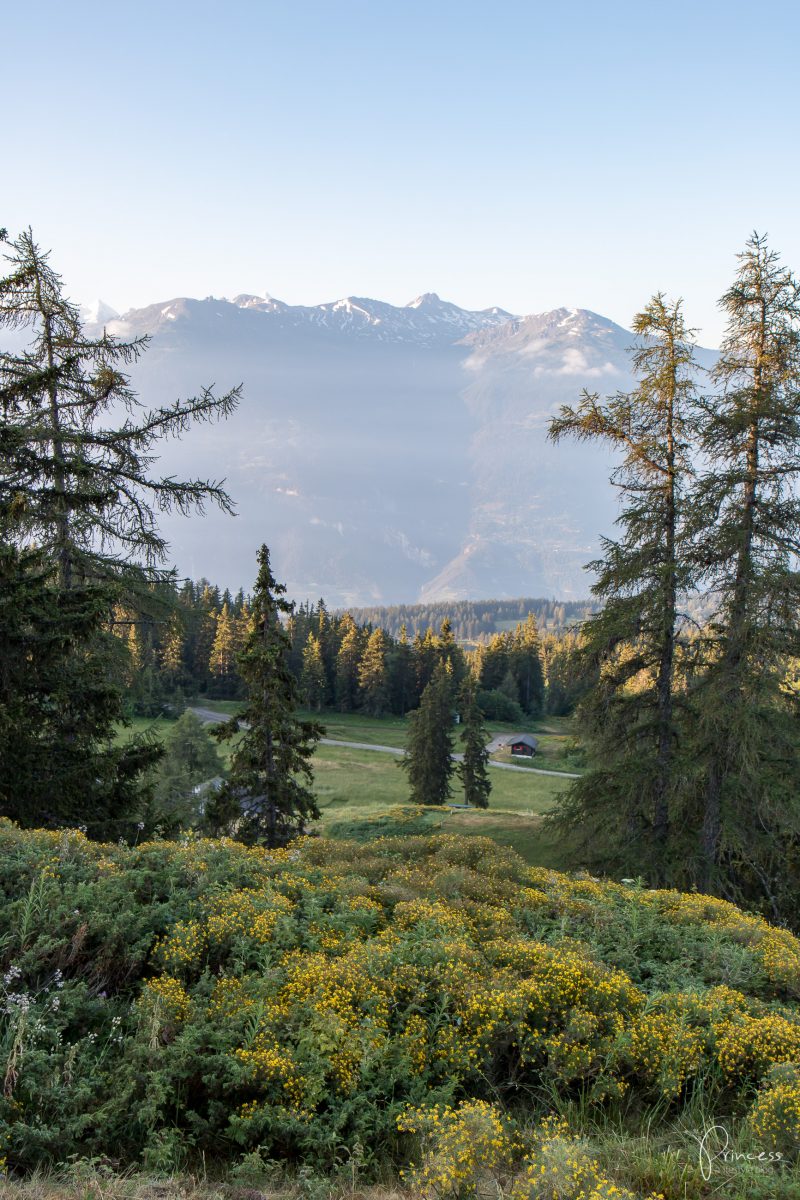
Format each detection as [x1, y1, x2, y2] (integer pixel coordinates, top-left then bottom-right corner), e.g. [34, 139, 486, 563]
[116, 580, 592, 728]
[341, 596, 592, 641]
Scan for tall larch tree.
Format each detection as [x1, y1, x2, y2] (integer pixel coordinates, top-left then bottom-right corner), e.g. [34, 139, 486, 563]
[0, 229, 240, 593]
[0, 227, 240, 831]
[689, 234, 800, 914]
[300, 632, 327, 712]
[547, 294, 698, 883]
[209, 602, 238, 684]
[334, 614, 362, 712]
[159, 612, 186, 691]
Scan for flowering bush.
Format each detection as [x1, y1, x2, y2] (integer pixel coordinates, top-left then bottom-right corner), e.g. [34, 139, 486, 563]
[749, 1063, 800, 1156]
[0, 821, 799, 1185]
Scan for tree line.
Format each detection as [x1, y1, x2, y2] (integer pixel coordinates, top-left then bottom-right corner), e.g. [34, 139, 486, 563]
[119, 580, 589, 725]
[341, 597, 592, 642]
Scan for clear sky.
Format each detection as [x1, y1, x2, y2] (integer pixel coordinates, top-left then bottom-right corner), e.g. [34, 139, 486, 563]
[4, 0, 798, 345]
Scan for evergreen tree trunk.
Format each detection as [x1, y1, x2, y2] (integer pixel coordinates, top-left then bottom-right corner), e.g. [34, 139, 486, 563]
[652, 322, 680, 874]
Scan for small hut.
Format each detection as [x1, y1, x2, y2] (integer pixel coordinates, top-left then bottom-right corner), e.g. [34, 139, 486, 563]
[507, 734, 539, 758]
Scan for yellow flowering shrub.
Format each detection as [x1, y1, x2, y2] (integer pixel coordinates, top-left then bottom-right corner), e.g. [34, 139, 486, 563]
[626, 1009, 705, 1098]
[142, 975, 192, 1022]
[510, 1115, 663, 1200]
[397, 1100, 515, 1197]
[235, 1037, 306, 1111]
[749, 1065, 800, 1155]
[2, 821, 800, 1185]
[714, 1012, 800, 1080]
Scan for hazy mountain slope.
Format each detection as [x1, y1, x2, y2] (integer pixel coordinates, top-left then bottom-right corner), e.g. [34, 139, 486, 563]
[83, 293, 712, 603]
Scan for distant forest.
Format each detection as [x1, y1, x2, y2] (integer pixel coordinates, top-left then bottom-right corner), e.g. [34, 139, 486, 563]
[340, 597, 593, 643]
[118, 581, 590, 723]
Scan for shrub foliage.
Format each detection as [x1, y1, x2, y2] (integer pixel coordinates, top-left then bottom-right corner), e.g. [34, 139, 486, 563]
[1, 825, 800, 1182]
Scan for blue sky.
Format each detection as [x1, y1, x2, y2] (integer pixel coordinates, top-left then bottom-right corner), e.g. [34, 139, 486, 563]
[4, 0, 798, 344]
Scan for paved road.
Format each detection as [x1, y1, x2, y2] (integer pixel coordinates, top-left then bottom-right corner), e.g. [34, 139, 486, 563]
[190, 705, 232, 725]
[189, 707, 581, 780]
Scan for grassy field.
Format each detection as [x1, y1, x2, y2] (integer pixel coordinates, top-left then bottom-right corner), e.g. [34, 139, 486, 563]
[118, 706, 574, 868]
[313, 740, 570, 866]
[195, 701, 582, 771]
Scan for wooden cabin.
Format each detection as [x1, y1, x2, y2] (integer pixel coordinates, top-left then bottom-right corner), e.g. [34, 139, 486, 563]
[507, 734, 539, 757]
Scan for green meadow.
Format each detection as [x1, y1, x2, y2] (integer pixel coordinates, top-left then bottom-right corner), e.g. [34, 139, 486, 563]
[119, 705, 573, 868]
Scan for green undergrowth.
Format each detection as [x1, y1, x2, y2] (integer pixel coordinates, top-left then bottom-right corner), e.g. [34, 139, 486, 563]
[1, 823, 799, 1198]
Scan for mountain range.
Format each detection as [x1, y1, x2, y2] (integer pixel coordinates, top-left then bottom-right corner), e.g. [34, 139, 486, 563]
[84, 291, 714, 606]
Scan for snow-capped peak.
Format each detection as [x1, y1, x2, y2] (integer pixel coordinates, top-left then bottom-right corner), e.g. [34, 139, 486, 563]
[80, 299, 120, 326]
[406, 292, 442, 309]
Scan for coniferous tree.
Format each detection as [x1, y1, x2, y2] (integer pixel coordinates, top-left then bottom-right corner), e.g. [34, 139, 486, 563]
[358, 627, 390, 716]
[413, 627, 439, 695]
[401, 662, 455, 806]
[316, 599, 336, 700]
[458, 676, 491, 808]
[0, 230, 240, 593]
[542, 630, 592, 716]
[478, 633, 511, 691]
[498, 667, 521, 706]
[688, 235, 800, 911]
[547, 295, 699, 882]
[388, 623, 416, 714]
[436, 617, 466, 685]
[209, 602, 238, 687]
[0, 228, 239, 830]
[0, 543, 156, 835]
[334, 614, 362, 712]
[192, 585, 219, 689]
[300, 632, 327, 712]
[159, 612, 185, 692]
[151, 711, 225, 834]
[207, 545, 323, 846]
[511, 613, 546, 716]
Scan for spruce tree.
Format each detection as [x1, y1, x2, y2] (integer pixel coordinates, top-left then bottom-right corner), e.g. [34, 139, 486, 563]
[0, 227, 239, 831]
[401, 662, 455, 806]
[388, 623, 416, 714]
[458, 676, 491, 808]
[208, 545, 323, 846]
[0, 543, 158, 835]
[436, 617, 466, 684]
[547, 295, 699, 882]
[413, 627, 439, 695]
[688, 235, 800, 911]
